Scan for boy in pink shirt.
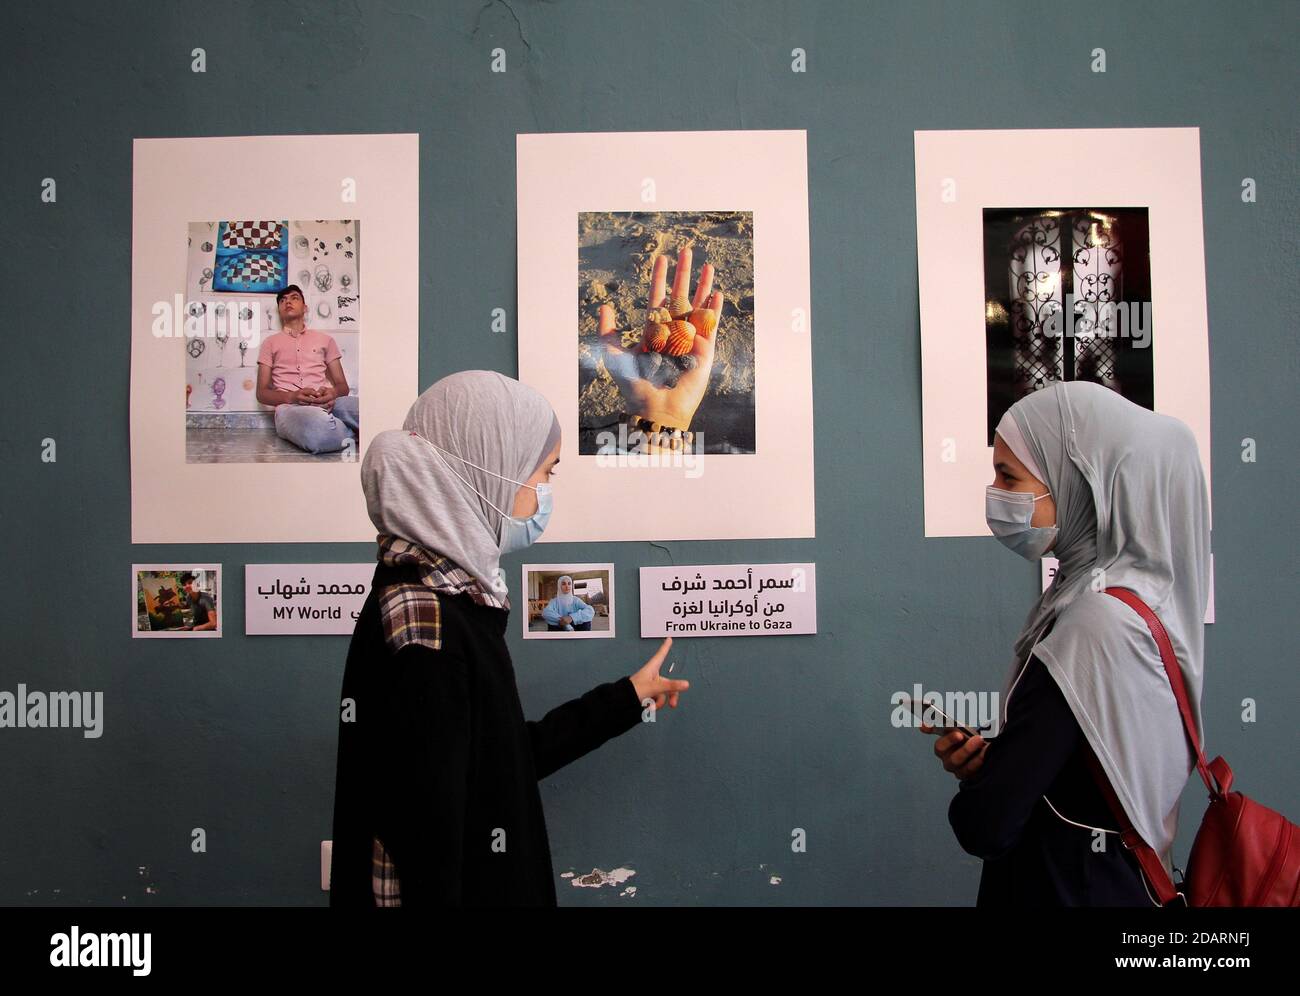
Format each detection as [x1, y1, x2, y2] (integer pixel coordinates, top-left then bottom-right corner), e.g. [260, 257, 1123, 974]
[256, 285, 359, 455]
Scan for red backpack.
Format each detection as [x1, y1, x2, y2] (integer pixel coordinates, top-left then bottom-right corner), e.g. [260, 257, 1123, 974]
[1082, 587, 1300, 906]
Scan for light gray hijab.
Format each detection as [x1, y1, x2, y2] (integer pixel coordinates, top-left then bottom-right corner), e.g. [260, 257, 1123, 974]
[996, 381, 1211, 875]
[360, 370, 560, 609]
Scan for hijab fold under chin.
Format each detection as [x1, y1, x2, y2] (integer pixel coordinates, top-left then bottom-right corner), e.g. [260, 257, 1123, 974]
[996, 381, 1211, 876]
[360, 370, 560, 610]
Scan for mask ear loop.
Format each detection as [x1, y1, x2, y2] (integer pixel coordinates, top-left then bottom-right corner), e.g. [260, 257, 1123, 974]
[411, 432, 529, 524]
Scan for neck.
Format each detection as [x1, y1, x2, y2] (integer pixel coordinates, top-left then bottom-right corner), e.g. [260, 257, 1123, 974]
[282, 317, 306, 334]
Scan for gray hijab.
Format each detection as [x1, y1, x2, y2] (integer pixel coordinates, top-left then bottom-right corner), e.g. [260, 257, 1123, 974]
[360, 370, 560, 608]
[997, 381, 1211, 874]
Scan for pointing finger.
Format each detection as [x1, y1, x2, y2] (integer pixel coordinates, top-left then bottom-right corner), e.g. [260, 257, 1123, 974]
[645, 635, 673, 672]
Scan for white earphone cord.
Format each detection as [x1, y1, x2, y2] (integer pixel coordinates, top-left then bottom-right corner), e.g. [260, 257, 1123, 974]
[1010, 628, 1161, 907]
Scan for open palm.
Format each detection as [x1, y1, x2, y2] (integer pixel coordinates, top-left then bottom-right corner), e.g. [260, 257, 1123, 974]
[597, 247, 723, 432]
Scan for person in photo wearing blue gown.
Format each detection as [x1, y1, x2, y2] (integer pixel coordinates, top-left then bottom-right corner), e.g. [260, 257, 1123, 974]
[541, 576, 595, 631]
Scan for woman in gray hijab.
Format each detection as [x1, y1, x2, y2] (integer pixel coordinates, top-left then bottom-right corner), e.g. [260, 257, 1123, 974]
[330, 370, 689, 907]
[926, 380, 1210, 906]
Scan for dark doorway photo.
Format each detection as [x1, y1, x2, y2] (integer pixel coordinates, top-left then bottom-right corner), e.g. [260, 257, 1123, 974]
[983, 208, 1154, 445]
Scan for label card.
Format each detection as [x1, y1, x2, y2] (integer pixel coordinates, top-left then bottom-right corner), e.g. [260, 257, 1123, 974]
[245, 564, 373, 635]
[640, 563, 816, 638]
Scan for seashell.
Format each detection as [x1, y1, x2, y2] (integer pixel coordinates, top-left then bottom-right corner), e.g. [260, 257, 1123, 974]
[646, 306, 671, 325]
[668, 295, 692, 319]
[687, 308, 717, 337]
[641, 321, 670, 353]
[664, 320, 695, 356]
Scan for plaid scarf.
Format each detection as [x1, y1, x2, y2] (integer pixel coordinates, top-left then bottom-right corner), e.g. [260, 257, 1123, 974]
[374, 534, 508, 654]
[372, 836, 400, 907]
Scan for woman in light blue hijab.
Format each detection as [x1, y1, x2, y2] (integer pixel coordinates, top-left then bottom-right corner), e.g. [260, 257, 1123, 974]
[542, 575, 595, 631]
[928, 380, 1211, 905]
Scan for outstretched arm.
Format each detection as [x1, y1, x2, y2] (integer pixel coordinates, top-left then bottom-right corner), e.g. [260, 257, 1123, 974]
[526, 638, 687, 779]
[526, 677, 643, 780]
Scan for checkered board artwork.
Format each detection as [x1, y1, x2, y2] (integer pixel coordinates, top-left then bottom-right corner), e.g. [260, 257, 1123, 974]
[220, 220, 284, 251]
[214, 251, 286, 293]
[211, 218, 289, 293]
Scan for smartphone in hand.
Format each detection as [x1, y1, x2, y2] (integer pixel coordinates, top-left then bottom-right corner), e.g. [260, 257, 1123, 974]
[902, 694, 986, 740]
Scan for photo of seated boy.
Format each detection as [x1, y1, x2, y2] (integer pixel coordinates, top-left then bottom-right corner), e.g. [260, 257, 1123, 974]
[255, 284, 359, 455]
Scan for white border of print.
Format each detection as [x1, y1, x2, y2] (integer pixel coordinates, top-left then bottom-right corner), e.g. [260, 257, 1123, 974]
[521, 563, 616, 640]
[914, 127, 1212, 537]
[132, 563, 223, 638]
[517, 131, 814, 542]
[129, 133, 419, 542]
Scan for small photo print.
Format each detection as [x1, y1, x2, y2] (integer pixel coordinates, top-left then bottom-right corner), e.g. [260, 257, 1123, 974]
[184, 219, 361, 464]
[521, 564, 615, 640]
[133, 565, 222, 638]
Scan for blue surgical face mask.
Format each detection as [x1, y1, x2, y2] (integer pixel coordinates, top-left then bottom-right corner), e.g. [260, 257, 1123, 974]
[412, 433, 553, 553]
[499, 483, 552, 554]
[985, 486, 1057, 561]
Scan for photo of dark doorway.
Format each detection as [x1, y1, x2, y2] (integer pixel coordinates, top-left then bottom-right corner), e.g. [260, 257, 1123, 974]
[983, 207, 1154, 446]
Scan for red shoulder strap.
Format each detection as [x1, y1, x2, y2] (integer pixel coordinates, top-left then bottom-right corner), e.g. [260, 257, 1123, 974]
[1103, 587, 1217, 796]
[1078, 587, 1218, 906]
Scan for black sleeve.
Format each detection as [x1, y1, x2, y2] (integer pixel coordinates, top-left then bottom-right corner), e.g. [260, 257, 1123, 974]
[947, 654, 1082, 860]
[526, 676, 644, 780]
[382, 643, 473, 904]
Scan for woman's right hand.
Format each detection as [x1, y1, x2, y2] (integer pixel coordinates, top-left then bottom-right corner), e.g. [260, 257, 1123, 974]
[630, 636, 690, 710]
[920, 724, 988, 780]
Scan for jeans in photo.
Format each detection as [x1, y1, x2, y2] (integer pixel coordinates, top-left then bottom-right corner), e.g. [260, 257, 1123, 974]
[274, 395, 360, 455]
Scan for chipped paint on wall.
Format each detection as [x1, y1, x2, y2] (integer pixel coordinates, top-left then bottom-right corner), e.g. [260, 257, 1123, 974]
[568, 867, 636, 890]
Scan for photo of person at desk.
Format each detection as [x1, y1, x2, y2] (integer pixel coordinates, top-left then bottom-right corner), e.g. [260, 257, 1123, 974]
[541, 575, 595, 631]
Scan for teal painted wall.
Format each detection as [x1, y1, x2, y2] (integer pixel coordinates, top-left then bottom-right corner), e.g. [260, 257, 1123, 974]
[2, 0, 1294, 905]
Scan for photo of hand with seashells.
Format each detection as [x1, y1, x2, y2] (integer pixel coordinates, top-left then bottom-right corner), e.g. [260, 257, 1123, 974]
[578, 211, 756, 454]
